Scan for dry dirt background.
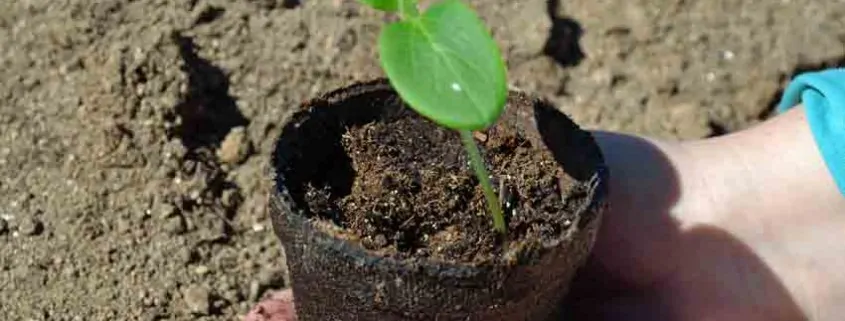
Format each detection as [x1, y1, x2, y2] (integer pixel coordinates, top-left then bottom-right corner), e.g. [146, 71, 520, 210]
[1, 0, 843, 320]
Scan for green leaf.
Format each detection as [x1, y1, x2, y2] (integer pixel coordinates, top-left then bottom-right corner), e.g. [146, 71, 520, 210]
[358, 0, 418, 14]
[378, 0, 507, 130]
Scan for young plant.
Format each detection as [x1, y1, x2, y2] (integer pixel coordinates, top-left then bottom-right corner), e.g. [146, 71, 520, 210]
[358, 0, 509, 235]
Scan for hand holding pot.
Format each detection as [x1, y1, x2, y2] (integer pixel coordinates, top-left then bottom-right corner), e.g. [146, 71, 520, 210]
[565, 105, 845, 320]
[249, 105, 845, 321]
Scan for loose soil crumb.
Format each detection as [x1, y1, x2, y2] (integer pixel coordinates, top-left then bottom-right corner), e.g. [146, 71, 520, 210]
[302, 109, 584, 264]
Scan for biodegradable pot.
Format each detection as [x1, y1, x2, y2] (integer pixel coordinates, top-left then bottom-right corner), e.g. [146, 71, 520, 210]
[270, 79, 609, 320]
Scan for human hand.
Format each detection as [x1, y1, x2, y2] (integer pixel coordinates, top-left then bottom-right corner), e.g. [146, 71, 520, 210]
[560, 131, 800, 320]
[565, 107, 845, 320]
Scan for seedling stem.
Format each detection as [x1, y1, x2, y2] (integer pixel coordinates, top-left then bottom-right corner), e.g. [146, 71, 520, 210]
[459, 130, 506, 235]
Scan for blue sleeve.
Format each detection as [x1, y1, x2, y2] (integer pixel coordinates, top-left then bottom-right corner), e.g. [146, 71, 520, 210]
[777, 68, 845, 197]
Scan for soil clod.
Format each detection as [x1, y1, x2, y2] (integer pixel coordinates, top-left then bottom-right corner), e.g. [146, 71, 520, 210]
[18, 218, 44, 236]
[182, 285, 212, 315]
[217, 127, 252, 165]
[164, 216, 187, 236]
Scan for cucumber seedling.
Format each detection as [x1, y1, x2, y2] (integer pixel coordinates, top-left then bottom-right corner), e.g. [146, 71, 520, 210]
[358, 0, 509, 236]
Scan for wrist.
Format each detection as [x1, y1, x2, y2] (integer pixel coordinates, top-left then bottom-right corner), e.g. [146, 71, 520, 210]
[694, 106, 842, 234]
[684, 106, 845, 318]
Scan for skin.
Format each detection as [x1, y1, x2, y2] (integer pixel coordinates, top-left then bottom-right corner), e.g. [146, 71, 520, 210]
[566, 105, 845, 321]
[243, 105, 845, 321]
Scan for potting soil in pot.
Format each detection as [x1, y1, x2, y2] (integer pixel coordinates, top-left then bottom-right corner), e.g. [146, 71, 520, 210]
[301, 105, 594, 265]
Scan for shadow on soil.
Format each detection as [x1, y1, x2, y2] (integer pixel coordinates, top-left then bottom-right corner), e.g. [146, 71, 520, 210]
[560, 133, 806, 320]
[282, 0, 301, 9]
[544, 0, 586, 68]
[193, 5, 225, 26]
[760, 55, 845, 120]
[171, 32, 249, 151]
[707, 121, 728, 138]
[166, 32, 247, 241]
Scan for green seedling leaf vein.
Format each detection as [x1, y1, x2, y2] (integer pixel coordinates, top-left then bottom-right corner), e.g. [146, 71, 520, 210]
[409, 18, 487, 123]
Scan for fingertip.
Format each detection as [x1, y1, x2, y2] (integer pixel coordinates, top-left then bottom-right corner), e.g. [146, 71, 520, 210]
[243, 289, 298, 321]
